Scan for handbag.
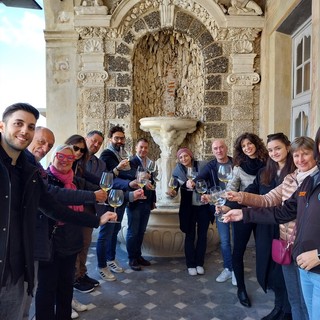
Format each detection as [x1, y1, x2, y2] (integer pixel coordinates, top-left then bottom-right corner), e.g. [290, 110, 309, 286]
[271, 224, 296, 265]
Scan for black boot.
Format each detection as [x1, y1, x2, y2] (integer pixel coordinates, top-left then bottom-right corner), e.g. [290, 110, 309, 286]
[261, 307, 281, 320]
[237, 289, 251, 308]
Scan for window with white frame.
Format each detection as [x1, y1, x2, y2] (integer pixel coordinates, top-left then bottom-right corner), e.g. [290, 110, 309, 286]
[291, 18, 311, 139]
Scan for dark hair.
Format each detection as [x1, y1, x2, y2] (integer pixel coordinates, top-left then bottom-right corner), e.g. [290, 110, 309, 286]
[108, 125, 124, 139]
[260, 133, 295, 186]
[2, 102, 39, 122]
[314, 127, 320, 162]
[64, 134, 89, 176]
[136, 138, 148, 145]
[233, 132, 268, 166]
[87, 130, 104, 140]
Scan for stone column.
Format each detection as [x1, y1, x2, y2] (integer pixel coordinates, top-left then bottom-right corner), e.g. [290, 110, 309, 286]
[227, 50, 260, 138]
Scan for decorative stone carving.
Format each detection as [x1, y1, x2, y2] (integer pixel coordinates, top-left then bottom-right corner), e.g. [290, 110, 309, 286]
[227, 73, 260, 86]
[84, 38, 103, 52]
[57, 11, 70, 23]
[228, 0, 263, 16]
[76, 27, 108, 39]
[55, 58, 70, 71]
[159, 0, 175, 28]
[234, 40, 253, 53]
[77, 71, 108, 86]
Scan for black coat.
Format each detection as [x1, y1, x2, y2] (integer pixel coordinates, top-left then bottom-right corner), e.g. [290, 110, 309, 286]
[0, 142, 100, 295]
[244, 168, 280, 292]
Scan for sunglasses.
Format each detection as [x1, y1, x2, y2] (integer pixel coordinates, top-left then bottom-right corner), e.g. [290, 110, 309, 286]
[73, 145, 86, 153]
[56, 152, 76, 162]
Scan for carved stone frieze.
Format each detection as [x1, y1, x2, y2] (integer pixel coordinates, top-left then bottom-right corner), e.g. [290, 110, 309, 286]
[217, 27, 261, 42]
[227, 72, 260, 86]
[76, 27, 108, 39]
[78, 71, 108, 86]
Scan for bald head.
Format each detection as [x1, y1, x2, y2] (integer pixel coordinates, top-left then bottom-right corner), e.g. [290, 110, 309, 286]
[27, 126, 55, 161]
[212, 139, 229, 163]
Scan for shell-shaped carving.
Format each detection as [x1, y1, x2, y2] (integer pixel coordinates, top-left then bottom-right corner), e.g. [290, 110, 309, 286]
[84, 39, 103, 52]
[234, 40, 253, 53]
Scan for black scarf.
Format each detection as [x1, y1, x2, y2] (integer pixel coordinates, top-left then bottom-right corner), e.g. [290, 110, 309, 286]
[240, 156, 265, 176]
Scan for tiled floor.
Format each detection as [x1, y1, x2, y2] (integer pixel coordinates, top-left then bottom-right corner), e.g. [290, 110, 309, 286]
[29, 234, 275, 320]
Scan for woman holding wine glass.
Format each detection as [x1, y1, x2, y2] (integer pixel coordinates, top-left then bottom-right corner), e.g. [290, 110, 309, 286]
[169, 147, 209, 276]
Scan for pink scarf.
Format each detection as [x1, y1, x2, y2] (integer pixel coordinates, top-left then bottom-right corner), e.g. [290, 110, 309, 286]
[49, 165, 84, 217]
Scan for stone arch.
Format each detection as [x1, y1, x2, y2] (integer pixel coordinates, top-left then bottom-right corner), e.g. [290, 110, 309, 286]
[110, 5, 228, 159]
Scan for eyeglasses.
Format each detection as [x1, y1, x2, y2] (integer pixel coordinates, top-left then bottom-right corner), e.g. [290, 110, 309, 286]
[113, 136, 125, 141]
[73, 145, 86, 153]
[55, 152, 76, 162]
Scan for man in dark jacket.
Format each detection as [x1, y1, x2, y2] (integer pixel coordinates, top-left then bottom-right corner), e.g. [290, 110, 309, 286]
[125, 138, 156, 271]
[191, 139, 235, 285]
[0, 103, 115, 320]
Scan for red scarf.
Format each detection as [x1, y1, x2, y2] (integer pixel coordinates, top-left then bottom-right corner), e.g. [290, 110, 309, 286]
[49, 165, 84, 225]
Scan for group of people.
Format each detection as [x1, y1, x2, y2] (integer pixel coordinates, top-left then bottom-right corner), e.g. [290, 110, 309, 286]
[1, 102, 319, 320]
[170, 129, 320, 320]
[0, 103, 154, 320]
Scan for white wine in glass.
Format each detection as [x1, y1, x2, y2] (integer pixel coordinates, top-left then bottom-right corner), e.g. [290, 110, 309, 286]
[210, 187, 227, 222]
[136, 168, 148, 189]
[98, 172, 113, 205]
[107, 189, 124, 223]
[168, 177, 179, 191]
[217, 164, 233, 186]
[186, 167, 197, 180]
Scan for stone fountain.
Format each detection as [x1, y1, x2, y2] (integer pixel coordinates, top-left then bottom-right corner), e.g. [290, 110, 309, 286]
[119, 116, 218, 257]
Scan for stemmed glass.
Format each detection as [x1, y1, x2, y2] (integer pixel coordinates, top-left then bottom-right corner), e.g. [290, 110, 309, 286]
[217, 164, 233, 189]
[195, 179, 208, 203]
[168, 176, 179, 191]
[136, 166, 148, 189]
[186, 167, 197, 191]
[119, 146, 132, 160]
[210, 186, 227, 222]
[107, 189, 124, 223]
[98, 172, 113, 205]
[146, 160, 157, 189]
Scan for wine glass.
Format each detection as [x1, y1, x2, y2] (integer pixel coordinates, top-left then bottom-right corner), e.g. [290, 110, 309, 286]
[107, 189, 124, 223]
[168, 176, 179, 191]
[136, 166, 148, 189]
[210, 187, 227, 222]
[98, 172, 113, 205]
[195, 179, 208, 195]
[119, 146, 132, 160]
[186, 167, 197, 180]
[147, 160, 157, 173]
[217, 164, 233, 189]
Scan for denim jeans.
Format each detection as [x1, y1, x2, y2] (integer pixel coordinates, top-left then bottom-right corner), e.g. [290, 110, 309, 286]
[0, 274, 24, 320]
[216, 219, 233, 271]
[299, 268, 320, 320]
[184, 205, 210, 268]
[126, 202, 151, 260]
[96, 203, 125, 268]
[282, 261, 308, 320]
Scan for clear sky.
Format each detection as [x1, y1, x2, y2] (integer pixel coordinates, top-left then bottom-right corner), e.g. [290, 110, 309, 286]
[0, 0, 45, 120]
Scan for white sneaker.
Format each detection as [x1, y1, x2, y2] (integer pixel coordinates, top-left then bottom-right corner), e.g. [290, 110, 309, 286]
[188, 268, 197, 276]
[232, 271, 237, 286]
[196, 266, 205, 275]
[72, 299, 87, 312]
[71, 309, 79, 319]
[216, 268, 232, 282]
[107, 260, 124, 273]
[98, 267, 116, 281]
